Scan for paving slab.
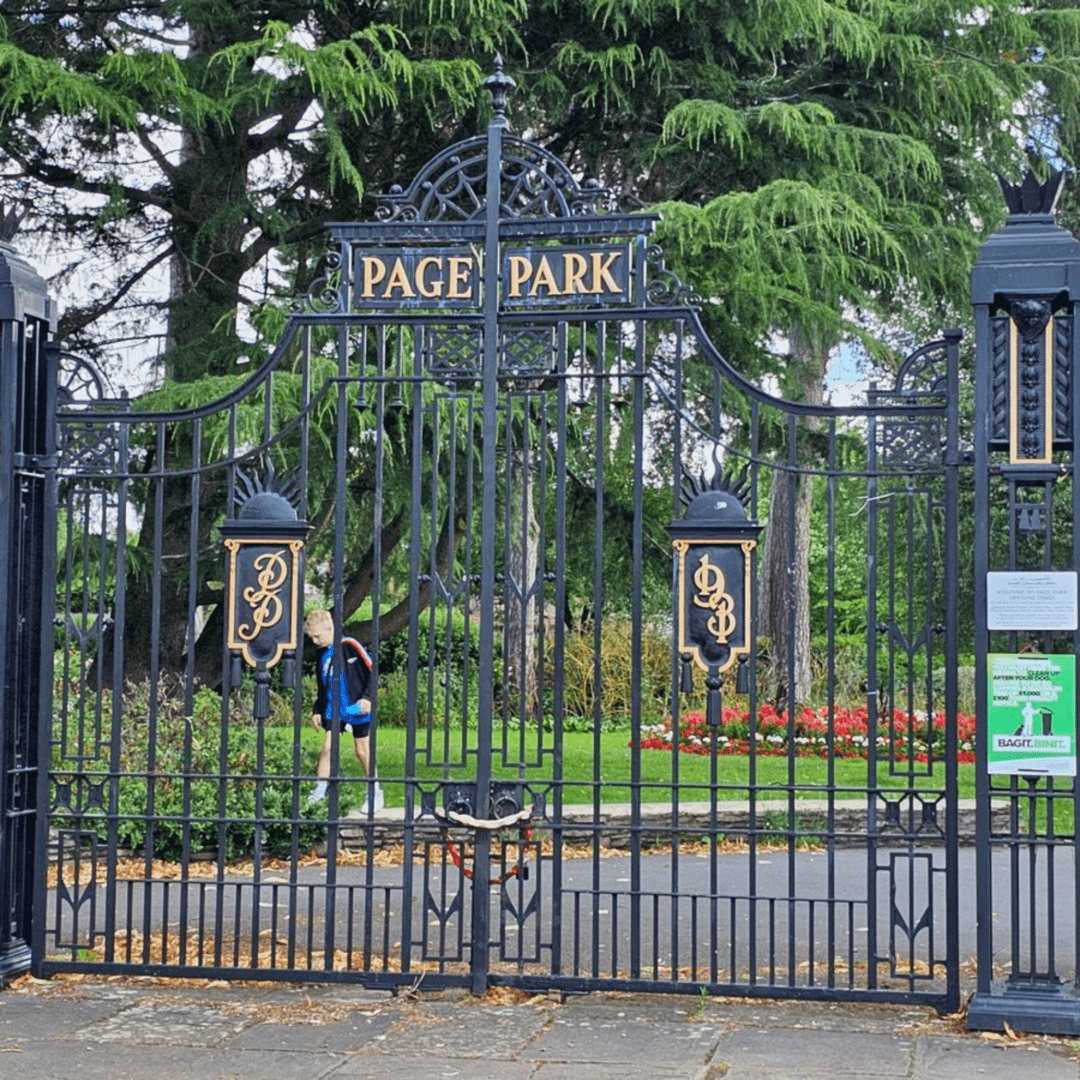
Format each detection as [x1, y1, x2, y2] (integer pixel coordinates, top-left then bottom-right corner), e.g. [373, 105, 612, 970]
[714, 1027, 914, 1078]
[349, 1002, 550, 1059]
[2, 976, 1080, 1080]
[0, 989, 132, 1042]
[330, 1055, 538, 1079]
[4, 1043, 344, 1080]
[223, 1007, 396, 1053]
[71, 999, 253, 1046]
[522, 1015, 724, 1065]
[255, 985, 392, 1008]
[533, 1065, 709, 1080]
[701, 998, 937, 1034]
[912, 1034, 1079, 1079]
[557, 991, 703, 1024]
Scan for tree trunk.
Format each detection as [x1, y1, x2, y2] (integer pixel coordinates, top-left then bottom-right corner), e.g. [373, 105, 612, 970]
[758, 331, 827, 707]
[504, 448, 540, 717]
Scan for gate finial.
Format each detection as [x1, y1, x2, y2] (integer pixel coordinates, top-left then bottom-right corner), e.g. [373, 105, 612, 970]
[0, 201, 25, 244]
[483, 53, 515, 126]
[998, 170, 1065, 216]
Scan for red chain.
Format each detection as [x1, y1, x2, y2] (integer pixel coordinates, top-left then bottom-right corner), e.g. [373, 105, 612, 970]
[442, 827, 532, 885]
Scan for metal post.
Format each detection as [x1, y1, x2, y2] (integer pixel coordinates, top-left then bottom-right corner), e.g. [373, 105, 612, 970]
[0, 216, 57, 981]
[469, 55, 515, 996]
[968, 173, 1080, 1035]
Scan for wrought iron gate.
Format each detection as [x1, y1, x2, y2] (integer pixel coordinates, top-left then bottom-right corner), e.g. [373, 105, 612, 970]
[18, 66, 963, 1010]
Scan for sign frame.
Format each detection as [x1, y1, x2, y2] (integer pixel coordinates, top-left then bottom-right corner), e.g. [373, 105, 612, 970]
[986, 570, 1078, 631]
[987, 652, 1077, 776]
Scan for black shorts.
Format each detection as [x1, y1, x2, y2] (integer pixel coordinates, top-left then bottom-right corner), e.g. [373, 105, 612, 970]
[323, 714, 371, 739]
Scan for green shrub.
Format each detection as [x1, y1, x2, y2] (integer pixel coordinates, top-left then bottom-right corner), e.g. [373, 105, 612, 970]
[378, 607, 481, 674]
[54, 680, 344, 861]
[551, 618, 673, 724]
[375, 666, 423, 727]
[376, 607, 492, 726]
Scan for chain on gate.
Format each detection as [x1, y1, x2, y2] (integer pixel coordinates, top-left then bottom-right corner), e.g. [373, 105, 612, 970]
[438, 805, 533, 885]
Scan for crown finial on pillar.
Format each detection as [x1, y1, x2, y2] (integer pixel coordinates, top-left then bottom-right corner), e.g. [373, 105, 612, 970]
[998, 170, 1065, 215]
[0, 201, 26, 244]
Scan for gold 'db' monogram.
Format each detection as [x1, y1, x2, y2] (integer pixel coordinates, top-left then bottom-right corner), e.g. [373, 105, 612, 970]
[237, 551, 289, 641]
[692, 554, 737, 645]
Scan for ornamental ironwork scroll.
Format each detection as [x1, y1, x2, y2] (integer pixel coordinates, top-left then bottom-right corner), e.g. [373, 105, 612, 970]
[1009, 298, 1055, 464]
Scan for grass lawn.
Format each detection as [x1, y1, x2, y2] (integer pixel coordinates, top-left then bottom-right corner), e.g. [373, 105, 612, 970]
[304, 725, 976, 807]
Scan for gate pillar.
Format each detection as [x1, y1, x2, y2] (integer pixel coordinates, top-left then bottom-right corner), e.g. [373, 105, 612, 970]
[968, 173, 1080, 1033]
[0, 212, 57, 981]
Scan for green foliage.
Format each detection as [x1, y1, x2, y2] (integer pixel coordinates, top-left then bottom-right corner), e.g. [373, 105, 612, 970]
[376, 606, 490, 726]
[552, 617, 672, 724]
[374, 668, 415, 729]
[16, 0, 1080, 706]
[2, 0, 1076, 375]
[55, 682, 336, 861]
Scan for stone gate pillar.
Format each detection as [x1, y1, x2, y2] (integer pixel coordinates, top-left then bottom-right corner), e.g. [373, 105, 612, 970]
[968, 173, 1080, 1033]
[0, 211, 58, 981]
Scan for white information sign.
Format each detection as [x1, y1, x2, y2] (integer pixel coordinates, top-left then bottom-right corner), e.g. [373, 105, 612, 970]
[987, 571, 1078, 631]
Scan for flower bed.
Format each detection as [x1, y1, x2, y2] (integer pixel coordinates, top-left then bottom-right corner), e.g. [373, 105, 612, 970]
[633, 705, 977, 763]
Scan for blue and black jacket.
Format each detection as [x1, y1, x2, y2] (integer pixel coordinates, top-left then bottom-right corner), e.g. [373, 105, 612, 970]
[314, 638, 373, 722]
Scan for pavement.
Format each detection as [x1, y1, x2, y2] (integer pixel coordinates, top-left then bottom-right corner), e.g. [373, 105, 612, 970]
[1, 973, 1078, 1080]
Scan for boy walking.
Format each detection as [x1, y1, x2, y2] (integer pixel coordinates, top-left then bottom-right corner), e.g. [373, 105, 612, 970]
[304, 609, 384, 813]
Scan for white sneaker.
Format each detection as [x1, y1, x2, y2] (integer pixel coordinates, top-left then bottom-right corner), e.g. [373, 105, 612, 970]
[360, 785, 385, 815]
[307, 782, 327, 806]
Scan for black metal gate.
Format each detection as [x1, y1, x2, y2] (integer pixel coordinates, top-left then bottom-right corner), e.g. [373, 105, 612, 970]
[17, 67, 964, 1009]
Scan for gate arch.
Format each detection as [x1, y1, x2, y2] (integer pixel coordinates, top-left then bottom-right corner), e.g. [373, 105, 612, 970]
[32, 64, 961, 1010]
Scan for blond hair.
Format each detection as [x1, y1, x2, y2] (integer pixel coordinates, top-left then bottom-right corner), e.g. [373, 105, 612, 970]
[304, 608, 333, 638]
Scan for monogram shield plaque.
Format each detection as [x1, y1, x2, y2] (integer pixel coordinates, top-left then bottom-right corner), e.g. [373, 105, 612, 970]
[667, 476, 762, 722]
[220, 473, 308, 676]
[223, 537, 305, 669]
[672, 538, 755, 674]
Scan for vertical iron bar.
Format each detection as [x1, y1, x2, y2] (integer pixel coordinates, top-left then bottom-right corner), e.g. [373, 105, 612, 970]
[591, 322, 606, 980]
[399, 335, 425, 978]
[363, 327, 388, 967]
[942, 329, 962, 1012]
[747, 396, 760, 986]
[178, 418, 202, 963]
[825, 418, 838, 987]
[972, 293, 993, 1001]
[550, 320, 569, 978]
[143, 422, 166, 965]
[469, 100, 505, 995]
[322, 320, 351, 968]
[629, 318, 645, 980]
[866, 401, 880, 990]
[669, 319, 684, 981]
[784, 411, 798, 985]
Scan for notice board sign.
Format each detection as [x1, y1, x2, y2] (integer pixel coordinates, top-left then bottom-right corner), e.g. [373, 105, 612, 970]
[986, 571, 1078, 630]
[987, 653, 1076, 775]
